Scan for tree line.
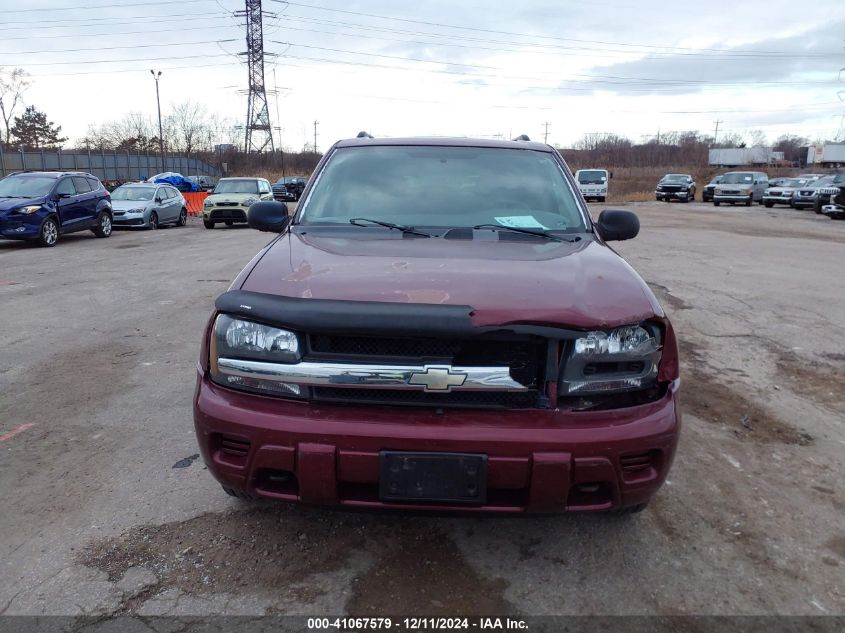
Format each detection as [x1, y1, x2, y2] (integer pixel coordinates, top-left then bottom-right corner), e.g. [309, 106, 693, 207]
[558, 130, 816, 168]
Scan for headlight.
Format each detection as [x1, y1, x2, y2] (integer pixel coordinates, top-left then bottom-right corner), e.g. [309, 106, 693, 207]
[16, 205, 42, 215]
[210, 315, 303, 397]
[561, 324, 662, 395]
[244, 197, 258, 206]
[203, 200, 213, 207]
[656, 185, 664, 190]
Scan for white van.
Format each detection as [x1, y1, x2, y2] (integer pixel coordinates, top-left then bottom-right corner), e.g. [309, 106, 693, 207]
[574, 169, 610, 202]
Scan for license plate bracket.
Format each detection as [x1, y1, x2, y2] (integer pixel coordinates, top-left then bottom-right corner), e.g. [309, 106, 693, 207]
[379, 451, 487, 504]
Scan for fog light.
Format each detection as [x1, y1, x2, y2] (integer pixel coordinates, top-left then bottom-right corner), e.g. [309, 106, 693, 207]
[224, 374, 301, 396]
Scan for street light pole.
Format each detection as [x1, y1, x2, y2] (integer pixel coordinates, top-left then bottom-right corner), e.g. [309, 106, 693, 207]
[150, 70, 164, 172]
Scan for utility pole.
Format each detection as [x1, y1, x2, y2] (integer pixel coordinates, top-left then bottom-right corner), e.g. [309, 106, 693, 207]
[313, 120, 319, 153]
[150, 70, 164, 172]
[542, 122, 551, 144]
[237, 0, 274, 153]
[713, 119, 723, 146]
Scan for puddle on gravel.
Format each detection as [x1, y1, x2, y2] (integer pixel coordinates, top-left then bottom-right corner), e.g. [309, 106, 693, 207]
[679, 339, 814, 446]
[81, 506, 514, 615]
[346, 522, 515, 616]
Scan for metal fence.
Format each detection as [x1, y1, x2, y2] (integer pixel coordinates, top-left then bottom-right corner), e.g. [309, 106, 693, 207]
[0, 147, 222, 181]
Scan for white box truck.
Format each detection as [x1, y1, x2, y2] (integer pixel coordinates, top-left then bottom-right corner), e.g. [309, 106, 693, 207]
[574, 169, 610, 202]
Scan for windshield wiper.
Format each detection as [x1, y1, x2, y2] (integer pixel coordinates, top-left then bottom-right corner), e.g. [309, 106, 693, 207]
[472, 224, 580, 242]
[349, 217, 430, 238]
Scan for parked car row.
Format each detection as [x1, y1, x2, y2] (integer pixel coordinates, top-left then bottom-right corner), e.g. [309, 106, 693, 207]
[657, 170, 845, 219]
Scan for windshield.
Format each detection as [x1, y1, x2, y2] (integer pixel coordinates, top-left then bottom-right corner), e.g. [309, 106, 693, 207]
[577, 170, 606, 184]
[299, 146, 586, 232]
[721, 173, 754, 184]
[213, 179, 259, 194]
[0, 175, 56, 198]
[111, 186, 155, 201]
[780, 179, 805, 188]
[661, 174, 690, 183]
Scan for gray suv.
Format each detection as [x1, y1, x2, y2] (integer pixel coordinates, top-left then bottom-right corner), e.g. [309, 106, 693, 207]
[713, 171, 769, 207]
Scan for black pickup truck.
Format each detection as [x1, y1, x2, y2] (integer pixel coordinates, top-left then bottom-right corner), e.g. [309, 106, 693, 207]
[272, 176, 308, 202]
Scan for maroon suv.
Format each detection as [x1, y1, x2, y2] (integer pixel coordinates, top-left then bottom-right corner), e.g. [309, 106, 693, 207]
[193, 136, 681, 514]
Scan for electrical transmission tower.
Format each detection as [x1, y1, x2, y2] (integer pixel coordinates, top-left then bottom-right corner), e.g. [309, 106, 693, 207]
[236, 0, 274, 153]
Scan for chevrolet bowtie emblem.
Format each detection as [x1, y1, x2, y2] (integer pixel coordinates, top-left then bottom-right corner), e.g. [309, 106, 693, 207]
[408, 367, 468, 392]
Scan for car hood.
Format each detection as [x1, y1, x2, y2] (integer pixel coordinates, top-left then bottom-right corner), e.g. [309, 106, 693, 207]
[0, 196, 44, 212]
[238, 231, 663, 330]
[768, 187, 798, 193]
[111, 200, 151, 210]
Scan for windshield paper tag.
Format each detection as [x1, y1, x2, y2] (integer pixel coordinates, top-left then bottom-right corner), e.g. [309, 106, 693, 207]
[494, 216, 548, 229]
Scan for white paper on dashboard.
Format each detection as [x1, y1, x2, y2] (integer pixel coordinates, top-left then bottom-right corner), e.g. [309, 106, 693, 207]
[493, 216, 548, 229]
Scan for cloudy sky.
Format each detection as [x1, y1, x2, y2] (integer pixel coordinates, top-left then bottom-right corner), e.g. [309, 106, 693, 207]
[3, 0, 844, 150]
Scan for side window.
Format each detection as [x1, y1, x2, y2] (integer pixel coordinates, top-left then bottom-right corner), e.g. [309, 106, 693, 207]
[162, 188, 173, 200]
[155, 188, 165, 201]
[87, 178, 102, 192]
[260, 181, 271, 194]
[55, 178, 76, 196]
[73, 177, 92, 194]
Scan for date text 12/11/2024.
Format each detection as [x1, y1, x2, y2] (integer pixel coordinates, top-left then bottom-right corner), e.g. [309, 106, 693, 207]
[306, 617, 529, 630]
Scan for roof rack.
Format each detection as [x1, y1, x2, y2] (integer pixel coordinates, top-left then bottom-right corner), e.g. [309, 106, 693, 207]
[356, 131, 374, 139]
[512, 134, 531, 141]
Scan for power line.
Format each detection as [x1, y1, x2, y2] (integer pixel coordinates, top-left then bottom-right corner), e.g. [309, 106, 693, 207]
[272, 14, 839, 61]
[270, 42, 839, 87]
[271, 1, 836, 57]
[0, 39, 236, 56]
[0, 23, 237, 41]
[9, 52, 234, 68]
[0, 0, 215, 13]
[0, 13, 233, 30]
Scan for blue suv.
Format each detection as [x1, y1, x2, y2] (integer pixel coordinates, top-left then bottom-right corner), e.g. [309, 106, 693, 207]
[0, 171, 113, 247]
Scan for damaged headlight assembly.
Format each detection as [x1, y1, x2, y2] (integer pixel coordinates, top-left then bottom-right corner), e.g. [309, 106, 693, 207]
[561, 324, 662, 395]
[209, 314, 305, 397]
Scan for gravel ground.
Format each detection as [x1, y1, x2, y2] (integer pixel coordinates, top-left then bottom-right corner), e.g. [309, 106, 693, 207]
[0, 203, 843, 618]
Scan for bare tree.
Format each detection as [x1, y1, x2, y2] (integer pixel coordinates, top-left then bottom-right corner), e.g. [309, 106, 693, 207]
[747, 129, 768, 147]
[167, 100, 214, 155]
[0, 67, 31, 146]
[81, 113, 160, 152]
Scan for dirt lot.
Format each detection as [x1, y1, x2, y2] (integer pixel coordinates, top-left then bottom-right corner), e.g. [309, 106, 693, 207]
[0, 201, 843, 618]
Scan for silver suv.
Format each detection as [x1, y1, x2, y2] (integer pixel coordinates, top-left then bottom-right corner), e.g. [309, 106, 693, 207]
[713, 171, 769, 207]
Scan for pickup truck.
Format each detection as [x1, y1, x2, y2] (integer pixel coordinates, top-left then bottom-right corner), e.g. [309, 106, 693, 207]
[193, 136, 680, 514]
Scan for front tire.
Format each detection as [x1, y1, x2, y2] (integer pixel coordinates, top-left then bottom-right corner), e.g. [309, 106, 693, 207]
[745, 196, 752, 207]
[714, 201, 721, 207]
[222, 485, 257, 501]
[177, 208, 187, 226]
[764, 201, 774, 208]
[203, 219, 215, 229]
[225, 221, 234, 226]
[92, 212, 112, 238]
[149, 211, 159, 230]
[614, 502, 649, 516]
[38, 217, 59, 247]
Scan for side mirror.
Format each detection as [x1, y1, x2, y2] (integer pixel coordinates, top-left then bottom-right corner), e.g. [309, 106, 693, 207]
[595, 209, 639, 241]
[55, 192, 71, 200]
[248, 200, 289, 232]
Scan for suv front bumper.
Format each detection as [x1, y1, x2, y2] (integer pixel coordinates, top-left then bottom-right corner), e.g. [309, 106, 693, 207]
[822, 204, 845, 219]
[194, 370, 681, 513]
[655, 190, 691, 201]
[714, 194, 752, 203]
